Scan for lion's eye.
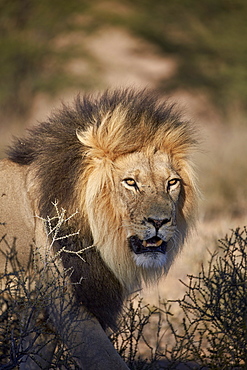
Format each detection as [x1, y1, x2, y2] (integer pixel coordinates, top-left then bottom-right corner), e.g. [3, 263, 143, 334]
[124, 178, 137, 187]
[167, 178, 180, 189]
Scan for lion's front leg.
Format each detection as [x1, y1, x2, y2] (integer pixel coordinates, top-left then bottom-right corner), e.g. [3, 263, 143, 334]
[48, 297, 129, 370]
[19, 290, 129, 369]
[19, 331, 57, 369]
[32, 227, 129, 369]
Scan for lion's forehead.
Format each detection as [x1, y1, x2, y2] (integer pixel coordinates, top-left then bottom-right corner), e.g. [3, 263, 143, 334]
[114, 151, 176, 184]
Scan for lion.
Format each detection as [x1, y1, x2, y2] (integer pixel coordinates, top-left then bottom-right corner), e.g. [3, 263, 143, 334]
[0, 88, 198, 369]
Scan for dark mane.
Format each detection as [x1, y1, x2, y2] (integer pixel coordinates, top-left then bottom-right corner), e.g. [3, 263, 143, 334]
[8, 89, 185, 219]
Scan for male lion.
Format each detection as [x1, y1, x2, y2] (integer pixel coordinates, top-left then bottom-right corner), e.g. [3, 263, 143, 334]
[0, 88, 198, 369]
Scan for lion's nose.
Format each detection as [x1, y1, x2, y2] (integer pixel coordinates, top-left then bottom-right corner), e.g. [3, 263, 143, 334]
[147, 217, 171, 229]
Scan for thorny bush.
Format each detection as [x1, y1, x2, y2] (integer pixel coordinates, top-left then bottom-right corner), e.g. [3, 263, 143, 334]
[0, 222, 247, 369]
[166, 227, 247, 369]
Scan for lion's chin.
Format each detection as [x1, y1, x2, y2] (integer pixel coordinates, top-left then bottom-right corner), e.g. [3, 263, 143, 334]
[129, 235, 168, 269]
[133, 251, 167, 269]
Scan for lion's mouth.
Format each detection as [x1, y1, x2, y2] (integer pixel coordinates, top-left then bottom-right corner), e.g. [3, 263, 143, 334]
[129, 235, 167, 254]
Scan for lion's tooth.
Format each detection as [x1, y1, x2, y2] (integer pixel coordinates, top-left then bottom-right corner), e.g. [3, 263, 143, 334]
[156, 239, 163, 247]
[142, 240, 147, 248]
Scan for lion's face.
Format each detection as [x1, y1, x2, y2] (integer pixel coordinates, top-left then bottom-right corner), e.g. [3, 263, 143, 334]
[74, 89, 198, 290]
[113, 151, 181, 269]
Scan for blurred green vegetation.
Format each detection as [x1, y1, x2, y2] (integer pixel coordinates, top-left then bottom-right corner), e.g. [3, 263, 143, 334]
[118, 0, 247, 116]
[0, 0, 100, 121]
[1, 0, 247, 122]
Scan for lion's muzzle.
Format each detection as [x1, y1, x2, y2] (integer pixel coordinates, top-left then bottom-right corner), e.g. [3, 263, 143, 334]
[128, 216, 175, 256]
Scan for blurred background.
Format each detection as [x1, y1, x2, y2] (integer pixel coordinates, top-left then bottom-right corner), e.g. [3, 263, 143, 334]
[1, 0, 247, 300]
